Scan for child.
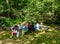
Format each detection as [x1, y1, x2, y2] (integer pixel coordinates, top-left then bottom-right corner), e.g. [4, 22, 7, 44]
[11, 25, 19, 38]
[11, 28, 17, 38]
[14, 25, 19, 38]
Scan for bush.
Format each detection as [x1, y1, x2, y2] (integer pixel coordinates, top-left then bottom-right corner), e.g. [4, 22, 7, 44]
[0, 17, 9, 27]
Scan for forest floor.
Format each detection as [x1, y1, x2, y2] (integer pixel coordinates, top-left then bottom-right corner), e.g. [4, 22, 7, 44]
[0, 26, 60, 44]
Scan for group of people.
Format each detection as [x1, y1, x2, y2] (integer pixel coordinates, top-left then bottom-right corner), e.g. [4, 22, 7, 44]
[2, 22, 44, 38]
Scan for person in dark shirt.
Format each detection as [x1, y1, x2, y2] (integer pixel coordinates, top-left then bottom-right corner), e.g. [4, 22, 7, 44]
[31, 23, 35, 32]
[28, 23, 32, 32]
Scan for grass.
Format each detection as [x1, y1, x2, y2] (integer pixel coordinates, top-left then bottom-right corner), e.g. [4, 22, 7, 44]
[0, 27, 60, 44]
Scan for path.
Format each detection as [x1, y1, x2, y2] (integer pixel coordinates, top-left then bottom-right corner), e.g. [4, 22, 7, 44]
[0, 27, 59, 44]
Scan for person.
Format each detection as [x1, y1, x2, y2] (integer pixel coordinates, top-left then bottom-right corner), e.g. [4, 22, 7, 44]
[11, 27, 17, 38]
[16, 30, 19, 38]
[18, 23, 23, 37]
[31, 23, 35, 32]
[2, 23, 6, 30]
[28, 23, 32, 32]
[22, 24, 26, 37]
[35, 23, 40, 31]
[11, 25, 19, 38]
[22, 25, 27, 31]
[24, 23, 29, 34]
[34, 23, 36, 30]
[18, 23, 22, 30]
[15, 25, 19, 38]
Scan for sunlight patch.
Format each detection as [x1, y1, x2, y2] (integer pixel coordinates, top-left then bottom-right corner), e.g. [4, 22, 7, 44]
[39, 31, 45, 34]
[48, 29, 53, 31]
[2, 34, 6, 36]
[26, 41, 30, 44]
[31, 38, 34, 41]
[52, 40, 56, 43]
[0, 31, 5, 34]
[0, 40, 2, 44]
[16, 39, 21, 41]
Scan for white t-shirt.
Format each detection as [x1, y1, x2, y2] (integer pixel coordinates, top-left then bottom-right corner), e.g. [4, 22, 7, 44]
[36, 23, 40, 30]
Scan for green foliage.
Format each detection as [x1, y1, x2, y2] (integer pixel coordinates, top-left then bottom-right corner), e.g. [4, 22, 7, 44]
[0, 0, 60, 26]
[0, 17, 9, 26]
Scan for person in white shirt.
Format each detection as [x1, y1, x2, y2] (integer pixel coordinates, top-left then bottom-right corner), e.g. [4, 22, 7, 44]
[11, 25, 19, 38]
[36, 23, 40, 31]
